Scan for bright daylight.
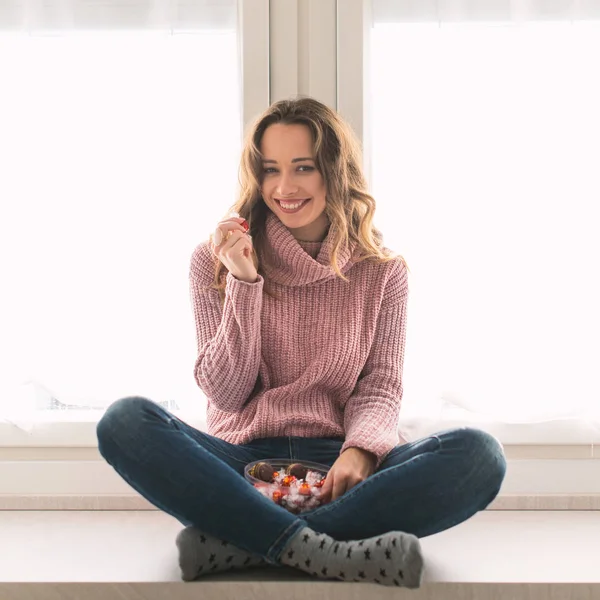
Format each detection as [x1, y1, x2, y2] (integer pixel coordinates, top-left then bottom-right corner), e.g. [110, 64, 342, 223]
[0, 1, 598, 598]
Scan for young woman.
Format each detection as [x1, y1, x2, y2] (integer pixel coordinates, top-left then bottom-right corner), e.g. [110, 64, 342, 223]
[96, 97, 506, 589]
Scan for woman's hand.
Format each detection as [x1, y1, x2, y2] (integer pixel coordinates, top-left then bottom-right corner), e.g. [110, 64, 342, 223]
[211, 216, 258, 283]
[320, 447, 377, 504]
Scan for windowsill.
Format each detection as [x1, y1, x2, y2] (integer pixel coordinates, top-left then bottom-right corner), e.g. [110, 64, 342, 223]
[2, 446, 600, 508]
[0, 510, 598, 599]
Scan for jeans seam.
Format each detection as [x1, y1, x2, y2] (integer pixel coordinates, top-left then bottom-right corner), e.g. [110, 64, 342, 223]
[204, 443, 249, 465]
[170, 417, 249, 466]
[216, 452, 248, 465]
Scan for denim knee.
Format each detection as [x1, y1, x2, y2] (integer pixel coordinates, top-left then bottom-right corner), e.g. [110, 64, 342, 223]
[96, 396, 154, 456]
[460, 427, 507, 491]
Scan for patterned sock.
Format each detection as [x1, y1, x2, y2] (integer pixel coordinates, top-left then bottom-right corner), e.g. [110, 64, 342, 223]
[279, 526, 424, 588]
[175, 526, 268, 581]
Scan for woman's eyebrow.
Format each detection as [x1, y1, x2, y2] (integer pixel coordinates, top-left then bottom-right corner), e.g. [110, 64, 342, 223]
[262, 157, 315, 164]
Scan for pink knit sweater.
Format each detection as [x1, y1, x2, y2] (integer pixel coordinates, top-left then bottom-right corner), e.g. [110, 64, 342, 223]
[189, 211, 409, 469]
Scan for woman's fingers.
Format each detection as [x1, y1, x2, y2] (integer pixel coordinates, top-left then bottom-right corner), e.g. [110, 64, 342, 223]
[212, 228, 253, 261]
[214, 227, 224, 246]
[212, 218, 248, 252]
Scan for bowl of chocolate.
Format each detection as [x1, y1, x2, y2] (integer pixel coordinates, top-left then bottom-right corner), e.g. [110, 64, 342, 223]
[245, 459, 330, 514]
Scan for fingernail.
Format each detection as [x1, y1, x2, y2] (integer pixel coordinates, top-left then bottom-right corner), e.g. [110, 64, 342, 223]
[241, 219, 249, 232]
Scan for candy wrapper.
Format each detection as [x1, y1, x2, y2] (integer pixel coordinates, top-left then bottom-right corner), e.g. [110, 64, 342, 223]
[245, 459, 329, 514]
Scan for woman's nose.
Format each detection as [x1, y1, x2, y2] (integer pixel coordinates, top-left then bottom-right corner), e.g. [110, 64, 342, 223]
[277, 174, 299, 196]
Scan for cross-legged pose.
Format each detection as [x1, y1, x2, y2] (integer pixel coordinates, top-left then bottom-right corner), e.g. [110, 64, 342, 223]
[97, 97, 507, 589]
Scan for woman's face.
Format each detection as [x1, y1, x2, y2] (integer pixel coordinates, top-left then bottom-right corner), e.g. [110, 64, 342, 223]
[260, 123, 329, 242]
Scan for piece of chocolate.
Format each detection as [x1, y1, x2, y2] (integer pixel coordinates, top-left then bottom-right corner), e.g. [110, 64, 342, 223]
[286, 463, 308, 480]
[249, 461, 275, 482]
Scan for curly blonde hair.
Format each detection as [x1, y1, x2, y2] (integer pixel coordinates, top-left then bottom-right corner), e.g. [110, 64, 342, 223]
[207, 96, 408, 306]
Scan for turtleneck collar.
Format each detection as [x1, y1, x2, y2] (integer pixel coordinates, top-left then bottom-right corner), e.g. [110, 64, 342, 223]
[260, 210, 358, 287]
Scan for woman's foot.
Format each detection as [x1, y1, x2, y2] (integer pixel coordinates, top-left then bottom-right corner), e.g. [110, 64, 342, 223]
[279, 526, 424, 588]
[176, 526, 268, 581]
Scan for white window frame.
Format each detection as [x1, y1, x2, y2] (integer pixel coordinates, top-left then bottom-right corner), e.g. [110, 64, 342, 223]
[1, 0, 598, 507]
[269, 0, 337, 107]
[239, 0, 270, 131]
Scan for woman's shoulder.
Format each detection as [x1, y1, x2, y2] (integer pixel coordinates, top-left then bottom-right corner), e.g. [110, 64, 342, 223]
[356, 245, 407, 276]
[377, 252, 409, 307]
[352, 248, 408, 307]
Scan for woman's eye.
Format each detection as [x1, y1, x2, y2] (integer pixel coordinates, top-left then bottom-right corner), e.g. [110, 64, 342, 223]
[263, 165, 314, 174]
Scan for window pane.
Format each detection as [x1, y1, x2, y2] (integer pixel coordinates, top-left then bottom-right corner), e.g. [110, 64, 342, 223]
[0, 30, 240, 421]
[370, 22, 600, 421]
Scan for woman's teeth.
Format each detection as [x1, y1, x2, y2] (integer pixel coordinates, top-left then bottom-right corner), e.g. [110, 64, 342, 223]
[279, 199, 307, 210]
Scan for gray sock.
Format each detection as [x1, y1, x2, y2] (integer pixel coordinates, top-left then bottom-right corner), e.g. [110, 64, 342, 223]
[279, 526, 424, 588]
[175, 526, 268, 581]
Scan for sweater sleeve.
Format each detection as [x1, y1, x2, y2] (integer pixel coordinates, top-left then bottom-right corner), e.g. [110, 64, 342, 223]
[340, 259, 410, 469]
[189, 243, 264, 413]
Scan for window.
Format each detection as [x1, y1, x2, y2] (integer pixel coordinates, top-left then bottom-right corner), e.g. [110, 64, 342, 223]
[2, 0, 598, 446]
[2, 0, 597, 501]
[0, 0, 268, 439]
[339, 0, 600, 443]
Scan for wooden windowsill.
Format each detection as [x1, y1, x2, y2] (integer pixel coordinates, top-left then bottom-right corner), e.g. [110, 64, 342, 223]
[0, 510, 598, 600]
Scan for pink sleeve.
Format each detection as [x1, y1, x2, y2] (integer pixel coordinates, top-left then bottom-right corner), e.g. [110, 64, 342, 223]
[340, 260, 410, 469]
[189, 244, 263, 413]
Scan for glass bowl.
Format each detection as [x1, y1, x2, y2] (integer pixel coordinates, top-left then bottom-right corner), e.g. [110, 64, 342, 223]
[245, 458, 330, 514]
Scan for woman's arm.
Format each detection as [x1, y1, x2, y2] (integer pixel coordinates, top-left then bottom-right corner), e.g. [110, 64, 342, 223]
[189, 243, 263, 413]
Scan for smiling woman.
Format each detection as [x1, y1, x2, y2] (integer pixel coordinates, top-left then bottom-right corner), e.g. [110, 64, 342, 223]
[260, 123, 329, 241]
[90, 95, 511, 590]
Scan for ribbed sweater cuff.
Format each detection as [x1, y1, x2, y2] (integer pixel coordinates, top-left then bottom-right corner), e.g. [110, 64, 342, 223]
[225, 271, 264, 301]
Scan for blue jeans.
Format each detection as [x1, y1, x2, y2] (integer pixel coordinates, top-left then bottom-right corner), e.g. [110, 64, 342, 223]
[96, 396, 507, 566]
